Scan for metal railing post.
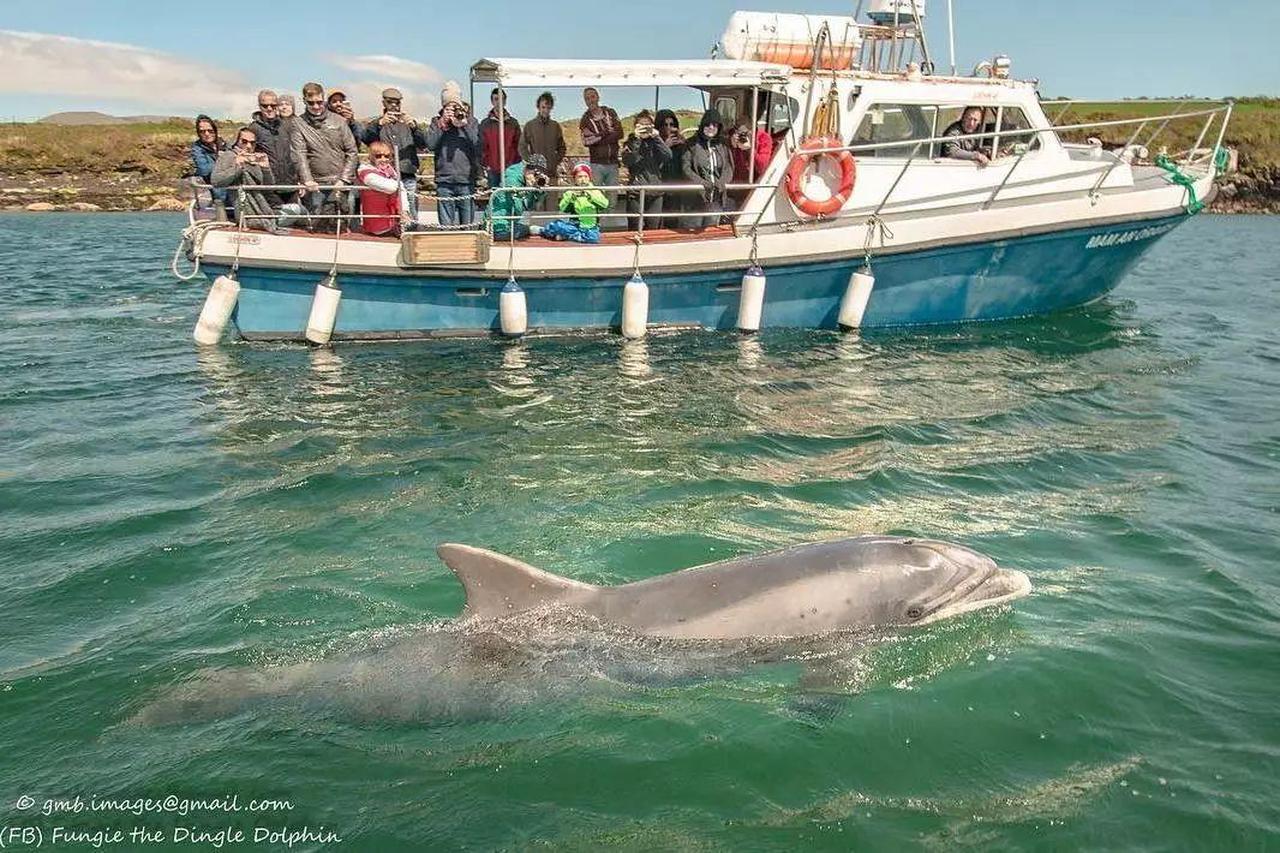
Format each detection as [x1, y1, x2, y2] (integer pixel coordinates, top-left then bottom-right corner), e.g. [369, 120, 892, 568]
[985, 137, 1033, 209]
[871, 142, 923, 219]
[1186, 112, 1216, 165]
[1090, 120, 1148, 198]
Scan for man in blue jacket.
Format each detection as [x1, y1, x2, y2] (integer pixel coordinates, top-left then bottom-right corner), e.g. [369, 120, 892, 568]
[424, 81, 481, 228]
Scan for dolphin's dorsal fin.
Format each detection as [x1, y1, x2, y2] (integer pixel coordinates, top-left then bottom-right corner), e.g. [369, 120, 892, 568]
[436, 544, 598, 619]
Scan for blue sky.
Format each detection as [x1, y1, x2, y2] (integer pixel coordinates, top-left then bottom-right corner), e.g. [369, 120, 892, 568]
[1, 0, 1276, 121]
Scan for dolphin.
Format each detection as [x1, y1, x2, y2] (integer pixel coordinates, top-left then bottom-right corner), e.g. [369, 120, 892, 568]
[132, 536, 1029, 725]
[437, 535, 1031, 640]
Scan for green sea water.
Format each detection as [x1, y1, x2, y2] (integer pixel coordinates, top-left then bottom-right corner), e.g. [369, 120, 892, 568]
[1, 213, 1277, 851]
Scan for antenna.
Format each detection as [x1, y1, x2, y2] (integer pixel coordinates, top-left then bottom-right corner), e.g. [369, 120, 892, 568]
[948, 0, 956, 75]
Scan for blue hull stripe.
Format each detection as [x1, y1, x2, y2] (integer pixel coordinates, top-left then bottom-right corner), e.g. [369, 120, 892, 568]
[209, 214, 1186, 337]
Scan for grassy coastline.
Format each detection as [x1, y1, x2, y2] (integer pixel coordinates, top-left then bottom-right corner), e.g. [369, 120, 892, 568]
[2, 99, 1276, 212]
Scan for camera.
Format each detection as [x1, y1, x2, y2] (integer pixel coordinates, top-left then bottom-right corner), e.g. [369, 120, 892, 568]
[734, 128, 751, 146]
[636, 124, 656, 139]
[534, 173, 549, 188]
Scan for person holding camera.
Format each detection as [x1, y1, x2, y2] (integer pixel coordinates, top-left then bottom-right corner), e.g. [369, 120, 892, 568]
[360, 87, 428, 222]
[424, 81, 482, 228]
[729, 121, 773, 208]
[326, 90, 365, 143]
[542, 163, 610, 244]
[680, 108, 732, 230]
[212, 126, 284, 232]
[653, 110, 687, 224]
[621, 110, 672, 231]
[486, 154, 550, 240]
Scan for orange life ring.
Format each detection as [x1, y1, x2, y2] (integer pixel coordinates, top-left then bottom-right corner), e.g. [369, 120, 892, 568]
[785, 137, 857, 217]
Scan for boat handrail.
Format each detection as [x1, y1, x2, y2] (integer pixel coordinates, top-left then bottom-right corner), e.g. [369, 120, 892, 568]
[779, 104, 1231, 159]
[218, 102, 1232, 240]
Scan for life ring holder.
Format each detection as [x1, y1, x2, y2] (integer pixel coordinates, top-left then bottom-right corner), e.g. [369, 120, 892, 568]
[784, 136, 857, 218]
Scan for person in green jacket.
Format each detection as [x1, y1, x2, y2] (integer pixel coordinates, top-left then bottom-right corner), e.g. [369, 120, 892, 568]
[487, 154, 549, 239]
[542, 163, 609, 244]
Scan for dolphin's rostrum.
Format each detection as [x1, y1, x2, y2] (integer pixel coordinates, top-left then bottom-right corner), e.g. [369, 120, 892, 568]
[437, 535, 1032, 640]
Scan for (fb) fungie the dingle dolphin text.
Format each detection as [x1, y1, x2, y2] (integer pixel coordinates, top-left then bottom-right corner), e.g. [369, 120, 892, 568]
[436, 535, 1032, 640]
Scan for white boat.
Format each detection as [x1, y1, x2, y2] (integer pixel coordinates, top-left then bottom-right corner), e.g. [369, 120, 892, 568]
[178, 5, 1233, 344]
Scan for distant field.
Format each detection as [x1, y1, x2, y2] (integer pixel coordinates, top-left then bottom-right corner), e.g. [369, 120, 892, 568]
[1, 99, 1275, 211]
[1046, 98, 1279, 170]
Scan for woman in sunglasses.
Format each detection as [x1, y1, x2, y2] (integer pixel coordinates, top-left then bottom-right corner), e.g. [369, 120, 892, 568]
[357, 141, 409, 237]
[190, 115, 232, 219]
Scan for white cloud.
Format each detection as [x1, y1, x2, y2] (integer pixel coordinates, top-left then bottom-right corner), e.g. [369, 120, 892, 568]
[327, 54, 444, 84]
[0, 29, 259, 117]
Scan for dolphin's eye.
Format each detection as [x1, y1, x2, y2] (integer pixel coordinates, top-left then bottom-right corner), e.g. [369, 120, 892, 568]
[906, 606, 924, 620]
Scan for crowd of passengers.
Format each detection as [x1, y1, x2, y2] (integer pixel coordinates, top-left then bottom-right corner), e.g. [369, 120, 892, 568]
[189, 80, 778, 243]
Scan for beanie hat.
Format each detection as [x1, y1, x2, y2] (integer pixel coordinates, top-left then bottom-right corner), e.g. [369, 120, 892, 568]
[572, 162, 593, 179]
[525, 153, 549, 173]
[441, 80, 462, 106]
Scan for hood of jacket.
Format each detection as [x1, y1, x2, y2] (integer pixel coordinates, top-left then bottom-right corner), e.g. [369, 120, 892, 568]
[696, 108, 724, 141]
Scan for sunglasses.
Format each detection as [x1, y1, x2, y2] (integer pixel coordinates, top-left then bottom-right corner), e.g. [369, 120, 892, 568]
[198, 127, 216, 134]
[259, 102, 278, 110]
[372, 153, 393, 160]
[304, 98, 325, 105]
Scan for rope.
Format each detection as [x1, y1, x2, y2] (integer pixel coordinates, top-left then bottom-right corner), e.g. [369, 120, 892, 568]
[1214, 146, 1230, 174]
[1155, 154, 1205, 215]
[170, 220, 230, 281]
[862, 214, 895, 269]
[631, 235, 643, 277]
[748, 229, 760, 268]
[327, 218, 343, 278]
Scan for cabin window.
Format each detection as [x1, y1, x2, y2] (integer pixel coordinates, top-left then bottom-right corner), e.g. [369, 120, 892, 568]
[851, 103, 937, 158]
[934, 105, 1044, 159]
[995, 107, 1043, 154]
[714, 96, 739, 127]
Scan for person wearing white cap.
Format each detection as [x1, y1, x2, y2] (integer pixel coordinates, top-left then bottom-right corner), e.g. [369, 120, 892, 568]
[424, 81, 481, 227]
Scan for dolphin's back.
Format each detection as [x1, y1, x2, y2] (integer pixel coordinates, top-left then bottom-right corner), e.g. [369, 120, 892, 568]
[596, 538, 907, 638]
[438, 537, 914, 639]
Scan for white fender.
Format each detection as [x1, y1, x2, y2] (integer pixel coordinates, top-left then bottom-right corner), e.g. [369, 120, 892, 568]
[193, 274, 240, 345]
[305, 275, 342, 346]
[499, 278, 528, 337]
[621, 273, 649, 339]
[838, 267, 876, 330]
[738, 265, 767, 333]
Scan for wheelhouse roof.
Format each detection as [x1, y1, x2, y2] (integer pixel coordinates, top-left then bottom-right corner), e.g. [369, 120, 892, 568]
[470, 58, 793, 89]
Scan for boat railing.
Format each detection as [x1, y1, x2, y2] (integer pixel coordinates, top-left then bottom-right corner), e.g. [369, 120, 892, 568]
[736, 101, 1234, 230]
[214, 101, 1232, 245]
[220, 180, 780, 237]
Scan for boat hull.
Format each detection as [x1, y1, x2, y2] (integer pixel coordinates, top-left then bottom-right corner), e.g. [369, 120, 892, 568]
[208, 214, 1186, 340]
